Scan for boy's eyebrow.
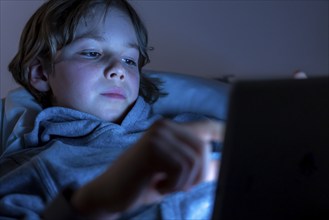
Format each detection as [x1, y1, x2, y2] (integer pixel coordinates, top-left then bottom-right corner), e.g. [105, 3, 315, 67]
[127, 42, 139, 50]
[73, 33, 140, 50]
[74, 33, 107, 42]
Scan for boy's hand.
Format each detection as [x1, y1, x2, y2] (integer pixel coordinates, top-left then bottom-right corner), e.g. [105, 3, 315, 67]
[71, 119, 224, 218]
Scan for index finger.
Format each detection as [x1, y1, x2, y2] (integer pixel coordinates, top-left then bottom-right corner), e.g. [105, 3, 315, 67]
[179, 119, 225, 143]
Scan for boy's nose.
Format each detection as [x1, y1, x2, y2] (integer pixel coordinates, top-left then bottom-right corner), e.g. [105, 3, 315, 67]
[104, 63, 125, 81]
[108, 72, 124, 80]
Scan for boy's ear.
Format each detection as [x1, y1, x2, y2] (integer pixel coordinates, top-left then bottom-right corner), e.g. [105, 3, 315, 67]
[29, 58, 50, 92]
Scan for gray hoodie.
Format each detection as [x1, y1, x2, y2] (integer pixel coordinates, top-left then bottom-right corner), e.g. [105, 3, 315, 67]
[0, 97, 216, 219]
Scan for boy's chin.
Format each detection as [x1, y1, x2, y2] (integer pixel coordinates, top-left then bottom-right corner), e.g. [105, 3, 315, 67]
[94, 106, 132, 123]
[95, 111, 125, 123]
[88, 99, 137, 122]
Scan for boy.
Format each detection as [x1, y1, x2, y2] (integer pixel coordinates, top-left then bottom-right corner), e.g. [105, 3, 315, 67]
[0, 0, 223, 219]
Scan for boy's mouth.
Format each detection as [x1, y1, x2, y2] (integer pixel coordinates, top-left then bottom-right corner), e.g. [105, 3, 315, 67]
[101, 88, 126, 100]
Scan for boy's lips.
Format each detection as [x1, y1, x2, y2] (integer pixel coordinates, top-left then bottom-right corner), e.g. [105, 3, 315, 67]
[101, 88, 126, 99]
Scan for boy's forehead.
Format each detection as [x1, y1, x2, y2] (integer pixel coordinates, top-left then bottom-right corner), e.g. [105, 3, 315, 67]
[75, 7, 105, 35]
[74, 7, 130, 38]
[68, 7, 139, 49]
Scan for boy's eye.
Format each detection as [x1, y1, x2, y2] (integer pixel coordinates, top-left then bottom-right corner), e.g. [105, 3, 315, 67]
[122, 58, 137, 66]
[80, 51, 102, 58]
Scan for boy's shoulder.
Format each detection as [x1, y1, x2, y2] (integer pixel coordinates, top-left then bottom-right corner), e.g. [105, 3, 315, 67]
[1, 87, 42, 155]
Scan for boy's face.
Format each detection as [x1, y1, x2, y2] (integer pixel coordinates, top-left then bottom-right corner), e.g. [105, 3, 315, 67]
[47, 8, 140, 122]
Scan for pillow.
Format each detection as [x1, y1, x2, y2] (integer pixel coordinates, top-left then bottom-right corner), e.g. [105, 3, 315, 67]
[0, 71, 230, 154]
[148, 71, 230, 119]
